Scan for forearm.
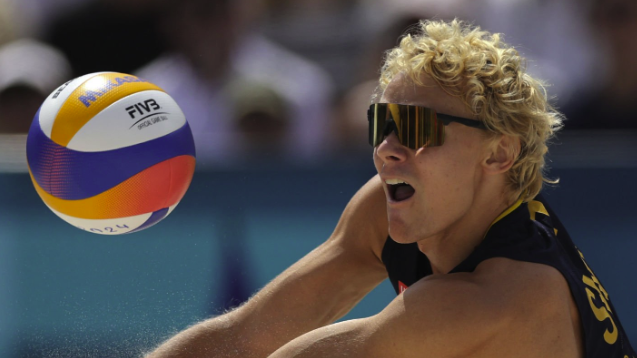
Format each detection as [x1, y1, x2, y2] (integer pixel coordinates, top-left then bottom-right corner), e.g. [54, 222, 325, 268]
[144, 254, 384, 358]
[144, 310, 271, 358]
[143, 263, 365, 358]
[268, 319, 373, 358]
[147, 176, 388, 357]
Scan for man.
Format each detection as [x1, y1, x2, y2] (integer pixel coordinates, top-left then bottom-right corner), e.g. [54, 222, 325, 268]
[146, 19, 635, 358]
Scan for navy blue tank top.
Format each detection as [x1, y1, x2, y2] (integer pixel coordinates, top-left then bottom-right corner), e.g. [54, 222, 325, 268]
[381, 195, 635, 358]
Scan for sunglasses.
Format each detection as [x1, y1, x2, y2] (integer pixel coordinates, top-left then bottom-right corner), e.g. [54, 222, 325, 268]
[368, 103, 488, 149]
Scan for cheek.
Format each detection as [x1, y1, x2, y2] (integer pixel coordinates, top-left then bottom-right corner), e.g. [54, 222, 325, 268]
[415, 147, 480, 198]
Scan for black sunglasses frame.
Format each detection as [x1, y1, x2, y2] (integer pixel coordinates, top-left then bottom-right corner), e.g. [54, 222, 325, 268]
[368, 103, 488, 149]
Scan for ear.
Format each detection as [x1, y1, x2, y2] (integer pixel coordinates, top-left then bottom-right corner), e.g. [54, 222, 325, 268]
[482, 134, 520, 175]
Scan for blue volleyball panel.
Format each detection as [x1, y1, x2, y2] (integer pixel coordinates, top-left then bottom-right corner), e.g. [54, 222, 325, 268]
[128, 207, 169, 234]
[27, 107, 196, 200]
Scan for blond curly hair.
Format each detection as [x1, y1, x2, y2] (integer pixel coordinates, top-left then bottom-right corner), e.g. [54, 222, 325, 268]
[379, 19, 563, 202]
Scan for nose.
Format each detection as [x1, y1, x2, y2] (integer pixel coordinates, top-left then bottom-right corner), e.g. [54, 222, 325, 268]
[375, 132, 409, 165]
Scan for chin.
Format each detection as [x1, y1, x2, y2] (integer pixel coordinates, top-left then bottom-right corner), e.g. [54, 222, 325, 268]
[387, 225, 417, 244]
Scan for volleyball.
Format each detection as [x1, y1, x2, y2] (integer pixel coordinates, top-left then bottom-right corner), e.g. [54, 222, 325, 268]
[26, 72, 196, 235]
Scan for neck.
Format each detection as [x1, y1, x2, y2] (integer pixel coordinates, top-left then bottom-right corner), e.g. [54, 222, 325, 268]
[417, 189, 514, 274]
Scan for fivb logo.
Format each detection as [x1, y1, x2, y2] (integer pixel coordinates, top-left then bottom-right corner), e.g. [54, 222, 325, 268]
[127, 99, 170, 130]
[126, 99, 161, 119]
[78, 75, 146, 108]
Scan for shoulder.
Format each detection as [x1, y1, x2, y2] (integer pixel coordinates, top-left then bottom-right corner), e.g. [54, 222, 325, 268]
[392, 256, 572, 314]
[366, 257, 578, 357]
[473, 257, 578, 324]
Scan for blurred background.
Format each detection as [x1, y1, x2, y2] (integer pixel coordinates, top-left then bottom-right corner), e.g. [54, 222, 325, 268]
[0, 0, 636, 356]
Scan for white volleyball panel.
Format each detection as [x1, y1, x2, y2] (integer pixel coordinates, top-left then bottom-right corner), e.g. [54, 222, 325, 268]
[166, 203, 178, 216]
[48, 206, 151, 235]
[66, 90, 187, 152]
[38, 72, 107, 137]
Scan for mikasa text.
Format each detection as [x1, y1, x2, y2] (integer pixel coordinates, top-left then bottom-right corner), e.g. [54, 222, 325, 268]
[78, 75, 146, 107]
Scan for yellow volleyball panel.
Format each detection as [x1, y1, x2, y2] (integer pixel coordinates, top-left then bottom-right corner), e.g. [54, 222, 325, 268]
[50, 73, 164, 146]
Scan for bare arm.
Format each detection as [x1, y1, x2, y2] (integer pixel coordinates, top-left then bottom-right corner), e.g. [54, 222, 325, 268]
[266, 258, 578, 358]
[145, 175, 389, 358]
[266, 273, 501, 358]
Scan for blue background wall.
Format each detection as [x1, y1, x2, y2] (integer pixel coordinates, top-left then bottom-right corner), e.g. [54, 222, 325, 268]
[0, 160, 636, 357]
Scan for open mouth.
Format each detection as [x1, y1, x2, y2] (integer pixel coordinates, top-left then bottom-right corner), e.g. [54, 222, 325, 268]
[386, 179, 415, 202]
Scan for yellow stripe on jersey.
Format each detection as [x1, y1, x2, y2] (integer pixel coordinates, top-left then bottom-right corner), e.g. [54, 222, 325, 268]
[528, 200, 550, 221]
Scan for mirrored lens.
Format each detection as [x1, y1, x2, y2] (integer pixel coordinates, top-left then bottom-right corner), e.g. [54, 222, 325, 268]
[368, 103, 445, 149]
